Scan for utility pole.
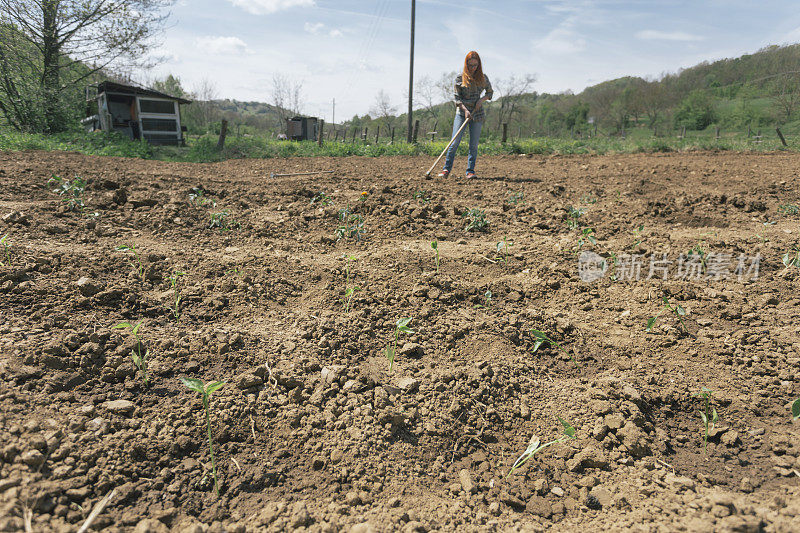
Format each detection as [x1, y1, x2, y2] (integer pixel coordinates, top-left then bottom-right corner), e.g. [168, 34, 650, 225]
[407, 0, 415, 143]
[332, 98, 335, 126]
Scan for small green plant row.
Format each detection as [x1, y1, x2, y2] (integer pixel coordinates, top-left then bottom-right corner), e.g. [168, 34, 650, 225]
[0, 234, 10, 268]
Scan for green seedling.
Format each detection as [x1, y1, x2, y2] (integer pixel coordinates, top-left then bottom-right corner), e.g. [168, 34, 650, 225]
[385, 317, 413, 372]
[462, 208, 489, 232]
[581, 194, 597, 205]
[506, 192, 525, 205]
[311, 191, 333, 206]
[48, 175, 87, 212]
[792, 398, 800, 420]
[630, 224, 645, 249]
[506, 417, 577, 478]
[0, 234, 9, 267]
[226, 266, 242, 276]
[412, 189, 431, 204]
[209, 209, 240, 231]
[335, 207, 365, 241]
[782, 246, 800, 268]
[646, 296, 687, 333]
[565, 206, 585, 229]
[496, 236, 512, 264]
[112, 320, 149, 385]
[340, 255, 359, 312]
[687, 244, 708, 274]
[530, 328, 577, 365]
[778, 204, 799, 216]
[189, 187, 215, 207]
[431, 240, 440, 273]
[180, 377, 225, 497]
[474, 289, 492, 309]
[116, 243, 144, 282]
[169, 271, 185, 321]
[575, 228, 596, 253]
[693, 387, 719, 454]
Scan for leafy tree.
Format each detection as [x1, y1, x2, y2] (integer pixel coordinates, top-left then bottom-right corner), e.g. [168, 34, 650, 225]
[674, 89, 717, 130]
[0, 0, 174, 132]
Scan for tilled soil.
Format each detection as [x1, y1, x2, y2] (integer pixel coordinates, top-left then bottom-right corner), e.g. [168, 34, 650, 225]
[1, 150, 799, 532]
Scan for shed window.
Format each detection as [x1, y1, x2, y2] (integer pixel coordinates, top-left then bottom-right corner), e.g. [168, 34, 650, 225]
[139, 99, 175, 114]
[142, 118, 178, 132]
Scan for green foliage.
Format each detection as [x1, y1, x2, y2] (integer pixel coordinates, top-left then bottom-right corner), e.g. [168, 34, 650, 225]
[575, 228, 596, 253]
[112, 320, 149, 385]
[412, 189, 431, 204]
[565, 206, 585, 230]
[506, 192, 525, 205]
[782, 246, 800, 268]
[310, 192, 333, 206]
[462, 209, 489, 232]
[496, 236, 512, 264]
[474, 289, 493, 309]
[47, 175, 87, 212]
[687, 244, 708, 274]
[431, 240, 440, 274]
[674, 90, 717, 130]
[209, 210, 240, 231]
[506, 417, 577, 478]
[0, 234, 10, 267]
[692, 388, 719, 454]
[169, 272, 185, 321]
[189, 187, 216, 208]
[335, 207, 365, 241]
[646, 296, 688, 333]
[117, 243, 144, 282]
[180, 377, 225, 497]
[340, 255, 359, 313]
[385, 317, 413, 372]
[778, 204, 799, 216]
[530, 328, 577, 365]
[792, 398, 800, 420]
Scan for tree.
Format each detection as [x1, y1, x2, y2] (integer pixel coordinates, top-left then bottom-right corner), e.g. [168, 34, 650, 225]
[370, 89, 397, 135]
[674, 89, 717, 130]
[492, 74, 536, 129]
[0, 0, 173, 132]
[769, 72, 800, 123]
[271, 73, 303, 133]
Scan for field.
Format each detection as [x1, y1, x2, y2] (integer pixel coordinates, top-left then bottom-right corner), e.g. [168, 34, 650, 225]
[1, 149, 799, 532]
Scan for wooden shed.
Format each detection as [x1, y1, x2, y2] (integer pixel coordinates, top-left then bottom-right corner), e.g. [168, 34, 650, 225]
[82, 81, 192, 145]
[286, 116, 318, 141]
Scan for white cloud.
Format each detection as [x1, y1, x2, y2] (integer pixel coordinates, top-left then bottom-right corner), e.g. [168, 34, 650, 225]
[304, 22, 324, 34]
[532, 25, 587, 55]
[635, 30, 704, 42]
[194, 36, 250, 55]
[329, 29, 343, 38]
[228, 0, 314, 15]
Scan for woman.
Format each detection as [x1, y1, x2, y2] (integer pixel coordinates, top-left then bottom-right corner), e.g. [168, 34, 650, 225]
[439, 51, 493, 179]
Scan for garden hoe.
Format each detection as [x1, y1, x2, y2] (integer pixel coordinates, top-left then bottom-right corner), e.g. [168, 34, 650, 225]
[424, 116, 471, 177]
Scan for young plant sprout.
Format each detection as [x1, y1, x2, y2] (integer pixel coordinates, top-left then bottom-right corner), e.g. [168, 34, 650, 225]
[782, 246, 800, 268]
[310, 191, 333, 206]
[462, 209, 489, 232]
[180, 377, 225, 497]
[565, 206, 585, 229]
[117, 243, 144, 281]
[431, 240, 440, 273]
[0, 234, 9, 267]
[189, 187, 215, 207]
[412, 189, 431, 204]
[693, 387, 718, 454]
[474, 289, 492, 309]
[385, 317, 413, 372]
[506, 417, 577, 478]
[530, 328, 577, 365]
[778, 203, 799, 216]
[792, 398, 800, 420]
[112, 320, 149, 385]
[646, 296, 688, 333]
[506, 191, 524, 205]
[496, 236, 512, 264]
[169, 271, 185, 321]
[48, 175, 87, 212]
[340, 255, 360, 313]
[209, 209, 240, 231]
[630, 224, 645, 249]
[575, 228, 596, 253]
[687, 244, 708, 274]
[335, 207, 365, 241]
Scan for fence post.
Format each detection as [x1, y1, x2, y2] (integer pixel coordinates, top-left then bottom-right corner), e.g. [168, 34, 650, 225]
[502, 123, 508, 143]
[391, 127, 395, 144]
[216, 119, 228, 150]
[352, 127, 357, 143]
[363, 127, 368, 144]
[375, 127, 379, 143]
[715, 126, 720, 140]
[318, 119, 324, 146]
[776, 127, 788, 147]
[412, 120, 420, 143]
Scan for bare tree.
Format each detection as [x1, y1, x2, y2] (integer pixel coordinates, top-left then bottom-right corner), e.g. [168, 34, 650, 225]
[193, 77, 219, 130]
[492, 74, 537, 129]
[769, 72, 800, 123]
[271, 73, 303, 132]
[369, 89, 397, 134]
[0, 0, 174, 132]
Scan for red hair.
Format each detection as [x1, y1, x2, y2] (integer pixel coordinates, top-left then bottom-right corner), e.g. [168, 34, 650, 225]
[462, 51, 485, 88]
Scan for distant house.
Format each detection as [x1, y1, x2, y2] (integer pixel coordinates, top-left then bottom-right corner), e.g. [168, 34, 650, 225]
[82, 81, 192, 145]
[286, 116, 319, 141]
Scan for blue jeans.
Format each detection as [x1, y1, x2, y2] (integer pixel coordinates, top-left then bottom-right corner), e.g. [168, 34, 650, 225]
[443, 113, 482, 174]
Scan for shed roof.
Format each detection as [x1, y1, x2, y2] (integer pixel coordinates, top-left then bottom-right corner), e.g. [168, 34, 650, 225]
[97, 81, 192, 104]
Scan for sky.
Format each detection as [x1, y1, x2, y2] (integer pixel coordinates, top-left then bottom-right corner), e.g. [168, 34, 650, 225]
[147, 0, 800, 122]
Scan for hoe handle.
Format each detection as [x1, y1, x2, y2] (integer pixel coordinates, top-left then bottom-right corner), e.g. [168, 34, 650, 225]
[425, 117, 471, 177]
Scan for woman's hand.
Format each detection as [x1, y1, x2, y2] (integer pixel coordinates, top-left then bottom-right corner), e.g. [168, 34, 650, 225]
[463, 106, 472, 120]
